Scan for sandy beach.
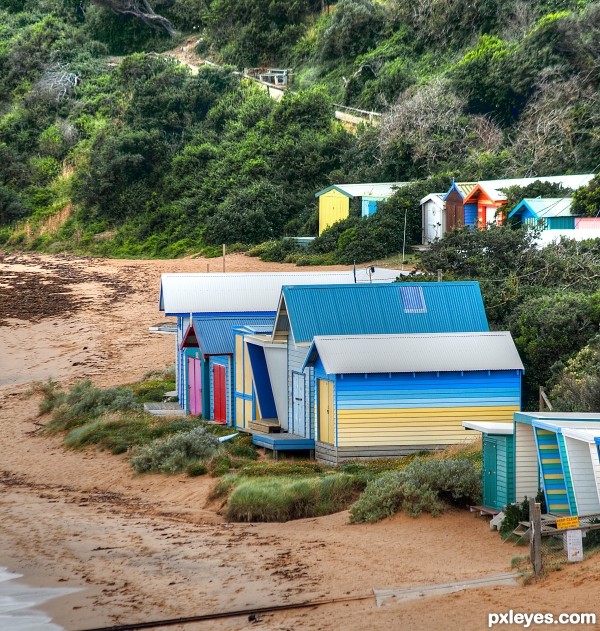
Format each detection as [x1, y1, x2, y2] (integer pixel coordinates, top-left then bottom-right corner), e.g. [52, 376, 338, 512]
[1, 252, 599, 631]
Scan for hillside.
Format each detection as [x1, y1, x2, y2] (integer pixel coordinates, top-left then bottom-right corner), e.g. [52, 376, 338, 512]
[1, 0, 600, 260]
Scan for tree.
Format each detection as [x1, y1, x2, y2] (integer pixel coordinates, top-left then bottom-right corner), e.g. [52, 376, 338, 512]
[0, 185, 28, 224]
[91, 0, 176, 36]
[572, 174, 600, 217]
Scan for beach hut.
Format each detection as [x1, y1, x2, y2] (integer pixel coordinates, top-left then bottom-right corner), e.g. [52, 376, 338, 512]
[508, 198, 576, 230]
[514, 412, 600, 516]
[303, 332, 523, 464]
[180, 316, 274, 423]
[420, 193, 445, 243]
[158, 269, 402, 418]
[266, 281, 491, 458]
[442, 182, 477, 231]
[462, 183, 508, 227]
[462, 422, 515, 511]
[315, 182, 408, 234]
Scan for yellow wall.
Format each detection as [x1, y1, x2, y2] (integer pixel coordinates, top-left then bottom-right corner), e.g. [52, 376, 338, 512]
[318, 190, 350, 235]
[337, 406, 517, 447]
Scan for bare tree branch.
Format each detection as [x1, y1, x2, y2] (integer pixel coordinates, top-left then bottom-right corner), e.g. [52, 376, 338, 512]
[92, 0, 176, 37]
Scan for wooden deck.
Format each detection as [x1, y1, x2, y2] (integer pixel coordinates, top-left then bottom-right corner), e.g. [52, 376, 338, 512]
[251, 432, 315, 452]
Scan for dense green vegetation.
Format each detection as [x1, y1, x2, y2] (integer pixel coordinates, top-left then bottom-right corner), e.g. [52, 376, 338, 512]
[416, 228, 600, 407]
[2, 0, 600, 258]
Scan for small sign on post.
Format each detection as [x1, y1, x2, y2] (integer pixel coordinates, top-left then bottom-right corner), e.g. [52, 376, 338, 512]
[564, 529, 584, 562]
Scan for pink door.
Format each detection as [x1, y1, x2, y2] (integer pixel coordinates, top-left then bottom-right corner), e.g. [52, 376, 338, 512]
[213, 364, 226, 424]
[188, 357, 202, 416]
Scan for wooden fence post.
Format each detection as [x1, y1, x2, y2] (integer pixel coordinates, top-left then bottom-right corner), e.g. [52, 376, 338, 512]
[529, 498, 542, 575]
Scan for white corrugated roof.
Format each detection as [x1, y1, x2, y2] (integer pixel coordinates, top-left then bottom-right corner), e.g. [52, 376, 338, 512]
[307, 332, 524, 374]
[477, 174, 594, 202]
[420, 193, 445, 206]
[561, 424, 600, 443]
[462, 421, 514, 435]
[328, 182, 409, 198]
[159, 269, 403, 313]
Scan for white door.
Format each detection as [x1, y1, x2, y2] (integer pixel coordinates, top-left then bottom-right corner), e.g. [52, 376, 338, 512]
[292, 373, 305, 437]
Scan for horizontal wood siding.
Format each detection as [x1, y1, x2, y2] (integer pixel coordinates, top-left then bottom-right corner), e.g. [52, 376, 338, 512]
[590, 443, 600, 507]
[515, 422, 539, 501]
[557, 434, 578, 515]
[335, 371, 520, 447]
[565, 437, 600, 515]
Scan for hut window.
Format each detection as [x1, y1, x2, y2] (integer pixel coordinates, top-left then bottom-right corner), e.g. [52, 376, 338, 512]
[400, 286, 426, 313]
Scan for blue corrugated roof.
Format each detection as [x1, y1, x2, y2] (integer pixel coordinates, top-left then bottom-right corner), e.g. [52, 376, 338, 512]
[278, 282, 489, 343]
[192, 316, 274, 355]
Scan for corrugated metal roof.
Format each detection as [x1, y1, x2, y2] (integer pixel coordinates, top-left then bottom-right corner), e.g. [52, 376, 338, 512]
[303, 332, 524, 374]
[443, 182, 477, 200]
[480, 174, 594, 192]
[508, 198, 573, 219]
[315, 182, 409, 198]
[419, 193, 445, 206]
[443, 175, 592, 202]
[278, 281, 489, 344]
[190, 316, 274, 355]
[159, 269, 402, 314]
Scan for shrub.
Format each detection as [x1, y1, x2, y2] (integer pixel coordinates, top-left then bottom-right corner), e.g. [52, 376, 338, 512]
[44, 380, 140, 432]
[63, 414, 205, 454]
[500, 491, 547, 538]
[225, 473, 362, 522]
[226, 442, 259, 460]
[130, 426, 220, 474]
[349, 459, 482, 523]
[186, 462, 208, 477]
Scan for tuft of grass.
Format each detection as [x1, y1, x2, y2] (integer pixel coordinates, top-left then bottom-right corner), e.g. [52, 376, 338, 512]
[130, 426, 220, 474]
[430, 439, 483, 466]
[64, 414, 205, 454]
[186, 462, 208, 477]
[43, 380, 140, 432]
[208, 474, 238, 501]
[238, 460, 324, 477]
[225, 474, 363, 522]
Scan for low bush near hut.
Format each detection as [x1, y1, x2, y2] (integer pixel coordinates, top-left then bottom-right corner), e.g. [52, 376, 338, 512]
[239, 460, 324, 477]
[64, 415, 205, 454]
[349, 459, 481, 523]
[130, 426, 220, 474]
[225, 474, 363, 522]
[42, 380, 140, 432]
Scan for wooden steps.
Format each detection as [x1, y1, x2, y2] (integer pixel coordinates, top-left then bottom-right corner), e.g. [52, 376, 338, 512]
[248, 418, 281, 433]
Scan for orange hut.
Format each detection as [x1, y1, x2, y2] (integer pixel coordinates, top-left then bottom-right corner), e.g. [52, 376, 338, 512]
[462, 183, 507, 229]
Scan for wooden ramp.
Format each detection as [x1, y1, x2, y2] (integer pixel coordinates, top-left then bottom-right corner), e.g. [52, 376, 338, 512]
[250, 431, 315, 453]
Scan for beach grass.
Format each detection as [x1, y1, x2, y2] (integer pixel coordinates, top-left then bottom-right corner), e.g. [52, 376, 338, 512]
[225, 473, 363, 522]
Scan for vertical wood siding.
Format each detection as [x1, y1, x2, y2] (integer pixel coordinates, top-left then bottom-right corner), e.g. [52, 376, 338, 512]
[515, 423, 540, 501]
[318, 190, 350, 234]
[334, 371, 519, 447]
[209, 356, 231, 424]
[491, 434, 515, 508]
[287, 338, 312, 438]
[565, 437, 600, 515]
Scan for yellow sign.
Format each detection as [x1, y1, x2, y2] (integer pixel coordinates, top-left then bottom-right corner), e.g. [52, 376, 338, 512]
[556, 516, 580, 530]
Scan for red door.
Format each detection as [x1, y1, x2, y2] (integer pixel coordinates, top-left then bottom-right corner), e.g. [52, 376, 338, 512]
[213, 364, 226, 424]
[188, 357, 202, 416]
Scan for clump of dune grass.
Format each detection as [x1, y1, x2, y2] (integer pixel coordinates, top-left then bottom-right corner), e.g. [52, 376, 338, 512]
[130, 426, 220, 474]
[64, 414, 205, 454]
[41, 380, 140, 432]
[238, 460, 324, 477]
[225, 473, 363, 522]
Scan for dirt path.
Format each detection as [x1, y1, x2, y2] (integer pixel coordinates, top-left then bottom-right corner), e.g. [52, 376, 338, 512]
[1, 252, 599, 631]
